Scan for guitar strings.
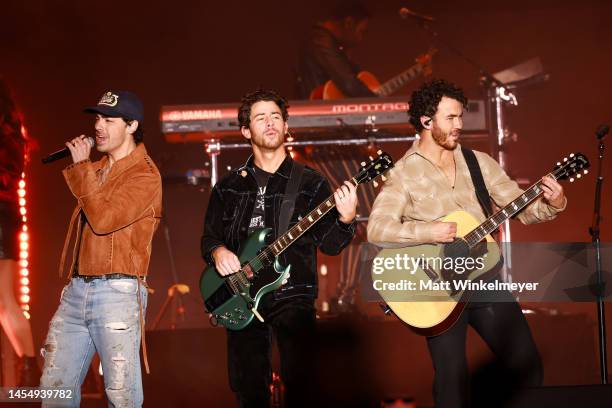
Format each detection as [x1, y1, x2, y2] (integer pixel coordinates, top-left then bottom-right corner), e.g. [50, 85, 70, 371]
[246, 176, 361, 275]
[464, 169, 562, 247]
[230, 162, 390, 285]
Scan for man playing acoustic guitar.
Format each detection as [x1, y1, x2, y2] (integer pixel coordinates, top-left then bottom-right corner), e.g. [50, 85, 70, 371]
[200, 89, 358, 407]
[367, 79, 566, 407]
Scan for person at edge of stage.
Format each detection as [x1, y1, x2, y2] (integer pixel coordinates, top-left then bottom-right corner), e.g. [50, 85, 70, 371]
[367, 79, 567, 408]
[200, 88, 358, 407]
[0, 76, 40, 386]
[39, 90, 162, 407]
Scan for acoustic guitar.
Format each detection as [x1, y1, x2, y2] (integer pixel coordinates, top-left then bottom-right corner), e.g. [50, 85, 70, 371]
[373, 153, 590, 336]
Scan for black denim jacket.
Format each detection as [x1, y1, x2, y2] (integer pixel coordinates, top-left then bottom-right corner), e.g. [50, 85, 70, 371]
[200, 155, 356, 299]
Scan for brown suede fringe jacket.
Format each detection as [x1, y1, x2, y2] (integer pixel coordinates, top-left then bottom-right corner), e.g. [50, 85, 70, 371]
[58, 143, 162, 372]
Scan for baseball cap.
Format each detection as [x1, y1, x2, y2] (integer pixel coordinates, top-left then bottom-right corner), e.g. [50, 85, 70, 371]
[84, 90, 144, 123]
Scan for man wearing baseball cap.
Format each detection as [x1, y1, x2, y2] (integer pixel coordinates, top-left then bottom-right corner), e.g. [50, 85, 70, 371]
[40, 90, 162, 407]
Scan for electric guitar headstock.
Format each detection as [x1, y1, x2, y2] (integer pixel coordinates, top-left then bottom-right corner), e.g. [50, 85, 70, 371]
[354, 150, 394, 188]
[552, 153, 590, 182]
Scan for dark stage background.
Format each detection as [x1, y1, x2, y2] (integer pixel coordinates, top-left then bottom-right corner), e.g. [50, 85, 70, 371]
[1, 0, 611, 405]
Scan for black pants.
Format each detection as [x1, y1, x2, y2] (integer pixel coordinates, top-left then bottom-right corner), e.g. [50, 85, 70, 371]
[226, 294, 315, 408]
[426, 292, 543, 408]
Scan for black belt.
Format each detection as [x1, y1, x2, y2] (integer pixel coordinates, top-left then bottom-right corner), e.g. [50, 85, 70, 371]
[273, 283, 316, 300]
[73, 273, 140, 283]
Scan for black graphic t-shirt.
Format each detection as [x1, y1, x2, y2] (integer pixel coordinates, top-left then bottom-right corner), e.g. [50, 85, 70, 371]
[248, 165, 273, 234]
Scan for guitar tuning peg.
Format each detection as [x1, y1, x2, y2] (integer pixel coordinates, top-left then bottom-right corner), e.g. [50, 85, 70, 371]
[361, 161, 366, 167]
[369, 156, 374, 161]
[563, 157, 568, 162]
[584, 170, 589, 174]
[381, 175, 387, 182]
[377, 150, 382, 155]
[556, 162, 561, 166]
[570, 153, 575, 158]
[373, 180, 379, 188]
[577, 174, 582, 178]
[570, 177, 575, 182]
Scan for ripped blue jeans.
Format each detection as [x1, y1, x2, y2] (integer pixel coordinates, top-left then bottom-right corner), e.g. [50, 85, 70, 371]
[40, 277, 147, 407]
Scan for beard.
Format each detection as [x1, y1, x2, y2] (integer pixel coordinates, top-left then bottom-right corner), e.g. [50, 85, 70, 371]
[251, 129, 284, 150]
[431, 125, 459, 150]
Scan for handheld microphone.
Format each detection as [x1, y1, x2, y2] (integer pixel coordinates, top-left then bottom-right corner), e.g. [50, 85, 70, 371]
[41, 136, 95, 164]
[399, 7, 436, 23]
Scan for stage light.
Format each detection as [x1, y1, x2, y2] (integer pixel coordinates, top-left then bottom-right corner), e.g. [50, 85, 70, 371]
[320, 264, 328, 276]
[17, 170, 30, 317]
[287, 132, 297, 159]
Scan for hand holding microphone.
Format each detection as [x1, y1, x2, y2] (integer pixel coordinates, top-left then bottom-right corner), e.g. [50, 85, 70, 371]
[65, 135, 93, 163]
[41, 135, 95, 164]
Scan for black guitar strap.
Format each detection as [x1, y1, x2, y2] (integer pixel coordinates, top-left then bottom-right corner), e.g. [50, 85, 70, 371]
[278, 161, 305, 236]
[461, 147, 493, 217]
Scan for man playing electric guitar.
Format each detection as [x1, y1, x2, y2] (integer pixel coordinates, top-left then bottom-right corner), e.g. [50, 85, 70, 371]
[296, 0, 434, 100]
[367, 79, 567, 408]
[295, 0, 374, 99]
[200, 89, 358, 407]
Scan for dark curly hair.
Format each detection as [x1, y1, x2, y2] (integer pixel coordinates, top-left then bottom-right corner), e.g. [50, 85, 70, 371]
[123, 119, 143, 144]
[238, 89, 289, 129]
[408, 79, 468, 132]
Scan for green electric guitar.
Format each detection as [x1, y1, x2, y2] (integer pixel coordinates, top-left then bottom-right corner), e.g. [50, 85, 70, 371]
[200, 151, 393, 330]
